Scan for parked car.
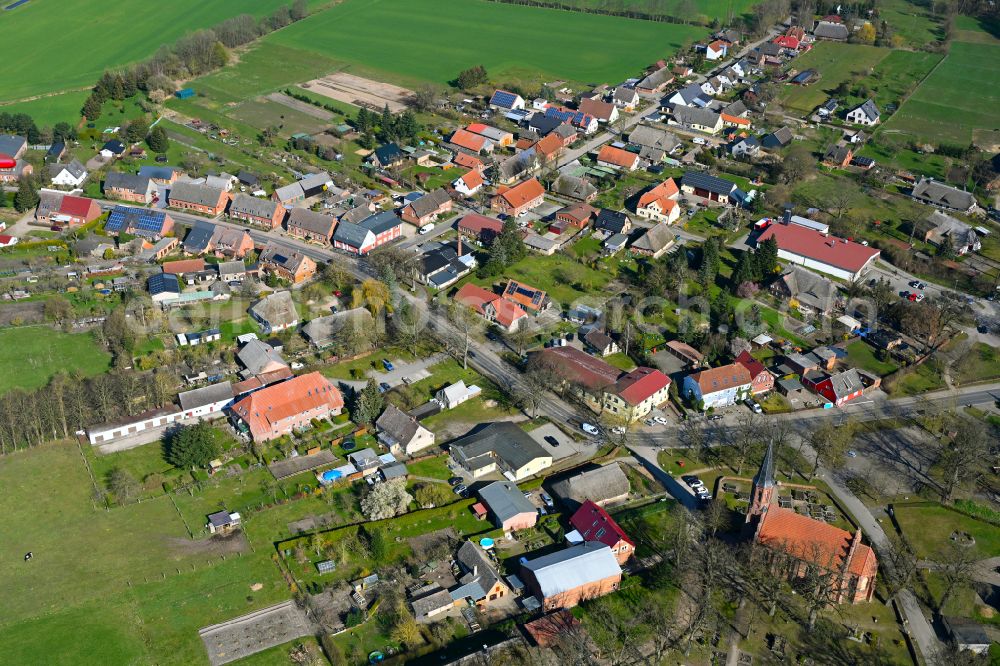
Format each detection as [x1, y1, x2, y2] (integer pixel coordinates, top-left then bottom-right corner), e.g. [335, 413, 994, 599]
[745, 399, 762, 414]
[419, 223, 434, 234]
[581, 422, 600, 436]
[682, 475, 704, 489]
[382, 359, 394, 372]
[708, 414, 724, 421]
[544, 435, 560, 447]
[378, 382, 391, 393]
[611, 426, 625, 435]
[448, 477, 463, 486]
[653, 416, 669, 426]
[453, 484, 468, 496]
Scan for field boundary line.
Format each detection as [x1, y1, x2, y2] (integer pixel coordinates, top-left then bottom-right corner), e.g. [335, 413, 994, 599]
[876, 46, 950, 139]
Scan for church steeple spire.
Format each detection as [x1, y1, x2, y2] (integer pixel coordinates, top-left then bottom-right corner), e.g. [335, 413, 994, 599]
[747, 440, 776, 523]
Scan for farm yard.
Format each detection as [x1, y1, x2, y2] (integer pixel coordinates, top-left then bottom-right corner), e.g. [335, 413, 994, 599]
[882, 18, 1000, 146]
[0, 0, 327, 103]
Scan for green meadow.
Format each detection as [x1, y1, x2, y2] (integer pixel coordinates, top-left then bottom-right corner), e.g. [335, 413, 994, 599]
[0, 326, 111, 395]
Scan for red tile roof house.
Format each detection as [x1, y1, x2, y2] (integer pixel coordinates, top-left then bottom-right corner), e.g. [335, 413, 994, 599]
[569, 500, 636, 565]
[735, 350, 774, 395]
[755, 223, 880, 281]
[449, 128, 493, 154]
[578, 97, 619, 124]
[401, 189, 452, 225]
[452, 151, 485, 173]
[453, 169, 485, 196]
[491, 178, 546, 217]
[286, 208, 337, 243]
[635, 179, 680, 224]
[530, 346, 671, 421]
[501, 279, 549, 314]
[168, 182, 229, 216]
[229, 372, 344, 442]
[43, 195, 102, 226]
[457, 213, 504, 245]
[228, 193, 286, 230]
[162, 258, 206, 276]
[596, 145, 640, 171]
[453, 283, 527, 331]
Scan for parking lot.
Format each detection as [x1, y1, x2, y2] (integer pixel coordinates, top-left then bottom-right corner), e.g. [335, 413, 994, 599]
[527, 422, 589, 461]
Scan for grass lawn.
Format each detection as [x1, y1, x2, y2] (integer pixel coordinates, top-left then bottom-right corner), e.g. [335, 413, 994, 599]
[265, 0, 708, 89]
[571, 232, 603, 258]
[406, 454, 452, 480]
[0, 443, 290, 664]
[229, 98, 334, 138]
[883, 30, 1000, 144]
[0, 90, 88, 127]
[885, 360, 946, 396]
[405, 165, 456, 191]
[319, 347, 418, 380]
[952, 342, 1000, 385]
[758, 392, 792, 414]
[857, 49, 943, 112]
[604, 352, 636, 371]
[880, 0, 945, 46]
[0, 326, 111, 395]
[778, 43, 889, 113]
[466, 252, 611, 307]
[894, 503, 1000, 560]
[845, 340, 899, 376]
[0, 0, 322, 102]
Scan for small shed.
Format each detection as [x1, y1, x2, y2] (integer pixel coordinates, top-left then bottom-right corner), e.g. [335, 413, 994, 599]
[175, 88, 195, 99]
[317, 560, 336, 574]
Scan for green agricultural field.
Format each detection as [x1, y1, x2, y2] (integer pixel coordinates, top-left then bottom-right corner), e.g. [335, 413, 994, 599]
[858, 49, 942, 111]
[883, 19, 1000, 144]
[265, 0, 707, 89]
[0, 326, 111, 395]
[229, 98, 334, 138]
[0, 0, 325, 103]
[778, 42, 889, 113]
[556, 0, 757, 23]
[0, 90, 88, 127]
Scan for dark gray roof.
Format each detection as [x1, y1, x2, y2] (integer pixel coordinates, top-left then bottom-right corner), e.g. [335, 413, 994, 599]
[451, 541, 504, 602]
[259, 242, 311, 274]
[550, 463, 630, 508]
[851, 99, 880, 122]
[672, 82, 705, 105]
[105, 171, 152, 194]
[230, 193, 280, 219]
[911, 177, 977, 211]
[521, 542, 621, 599]
[340, 205, 373, 225]
[184, 221, 217, 253]
[217, 260, 247, 277]
[375, 403, 423, 448]
[779, 265, 837, 311]
[170, 181, 225, 208]
[825, 144, 852, 163]
[138, 166, 180, 180]
[273, 182, 304, 202]
[762, 127, 793, 148]
[672, 106, 721, 128]
[681, 171, 736, 196]
[723, 100, 747, 116]
[0, 134, 27, 157]
[178, 381, 234, 411]
[49, 159, 87, 179]
[595, 209, 630, 234]
[631, 224, 675, 254]
[147, 272, 180, 296]
[450, 422, 550, 473]
[360, 210, 401, 234]
[628, 124, 681, 151]
[287, 207, 336, 236]
[637, 67, 673, 90]
[753, 440, 776, 489]
[478, 481, 536, 524]
[332, 221, 372, 248]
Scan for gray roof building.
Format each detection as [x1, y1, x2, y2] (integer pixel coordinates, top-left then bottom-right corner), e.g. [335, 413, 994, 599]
[237, 339, 288, 376]
[170, 181, 225, 208]
[0, 134, 27, 157]
[229, 193, 281, 220]
[627, 124, 681, 153]
[248, 291, 298, 330]
[681, 171, 737, 197]
[478, 481, 537, 526]
[406, 189, 451, 219]
[178, 381, 234, 412]
[671, 105, 722, 129]
[104, 171, 154, 196]
[521, 542, 622, 600]
[911, 177, 978, 212]
[273, 182, 304, 203]
[217, 260, 249, 279]
[776, 265, 838, 314]
[450, 541, 506, 603]
[183, 221, 217, 254]
[48, 159, 87, 180]
[552, 174, 598, 201]
[814, 20, 849, 40]
[550, 463, 630, 509]
[375, 403, 429, 452]
[450, 422, 551, 478]
[287, 207, 336, 238]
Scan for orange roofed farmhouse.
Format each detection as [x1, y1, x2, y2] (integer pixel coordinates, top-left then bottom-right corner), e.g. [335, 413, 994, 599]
[491, 178, 545, 217]
[229, 372, 344, 442]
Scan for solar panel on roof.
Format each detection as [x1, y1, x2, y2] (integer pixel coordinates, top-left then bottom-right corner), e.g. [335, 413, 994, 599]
[492, 91, 518, 108]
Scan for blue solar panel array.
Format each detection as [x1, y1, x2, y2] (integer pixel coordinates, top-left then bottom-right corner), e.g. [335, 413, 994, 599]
[490, 90, 519, 109]
[106, 205, 166, 236]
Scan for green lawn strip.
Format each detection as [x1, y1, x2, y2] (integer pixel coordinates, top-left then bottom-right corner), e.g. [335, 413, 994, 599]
[844, 340, 899, 376]
[893, 503, 1000, 560]
[886, 360, 946, 396]
[462, 252, 611, 308]
[604, 352, 636, 371]
[319, 347, 419, 380]
[420, 392, 517, 436]
[0, 326, 111, 395]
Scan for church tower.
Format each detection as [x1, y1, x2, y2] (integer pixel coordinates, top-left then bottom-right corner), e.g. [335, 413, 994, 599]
[746, 439, 776, 524]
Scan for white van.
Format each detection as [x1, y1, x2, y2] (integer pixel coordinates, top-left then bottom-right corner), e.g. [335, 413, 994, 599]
[692, 137, 707, 145]
[418, 223, 434, 235]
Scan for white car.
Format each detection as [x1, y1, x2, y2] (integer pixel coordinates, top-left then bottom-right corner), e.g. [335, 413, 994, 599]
[611, 426, 626, 435]
[418, 223, 434, 234]
[692, 137, 707, 145]
[653, 416, 669, 426]
[581, 422, 600, 436]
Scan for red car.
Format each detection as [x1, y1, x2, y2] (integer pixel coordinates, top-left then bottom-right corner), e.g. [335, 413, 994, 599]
[907, 293, 918, 301]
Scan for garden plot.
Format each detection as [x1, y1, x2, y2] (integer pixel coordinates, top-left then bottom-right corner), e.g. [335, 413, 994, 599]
[300, 72, 414, 112]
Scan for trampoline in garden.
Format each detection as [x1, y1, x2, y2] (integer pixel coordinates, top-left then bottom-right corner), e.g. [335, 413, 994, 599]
[368, 651, 384, 663]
